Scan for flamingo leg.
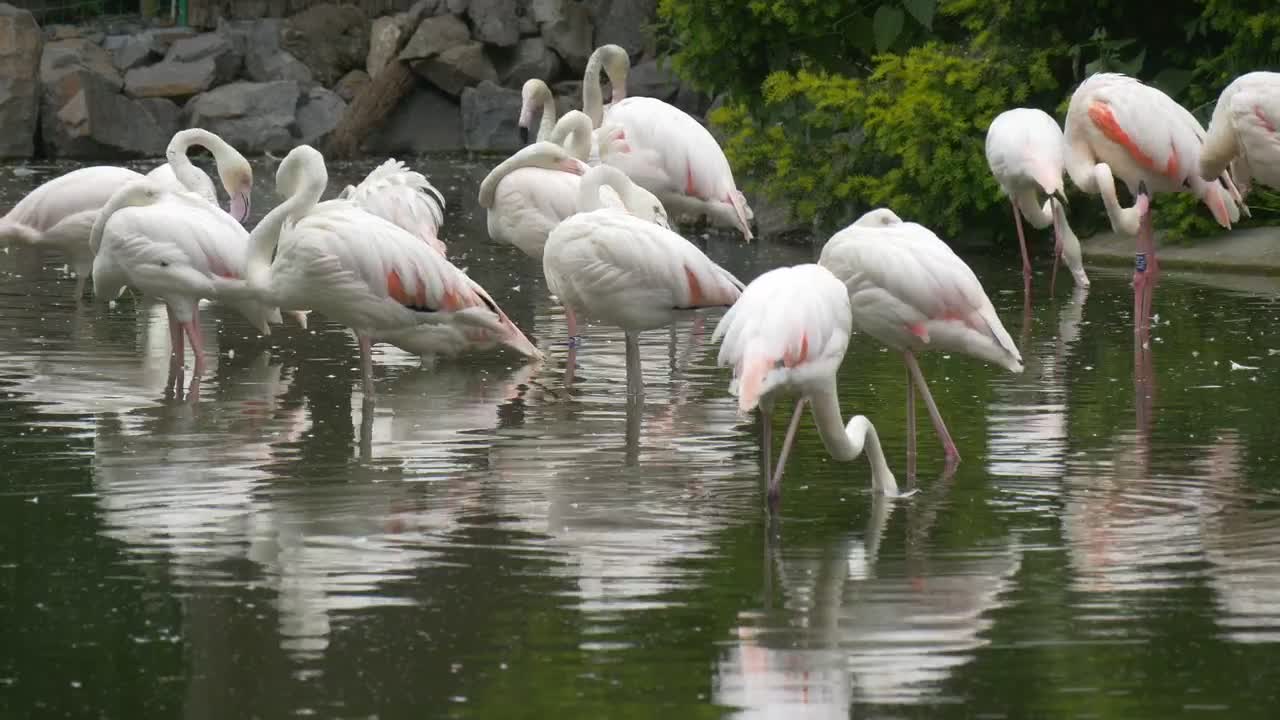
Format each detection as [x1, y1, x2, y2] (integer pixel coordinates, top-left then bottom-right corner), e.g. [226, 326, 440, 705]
[760, 403, 773, 482]
[74, 274, 87, 302]
[566, 307, 580, 348]
[906, 364, 917, 480]
[166, 306, 184, 375]
[1049, 200, 1063, 296]
[1011, 199, 1032, 297]
[768, 398, 807, 510]
[624, 331, 644, 401]
[1133, 184, 1155, 334]
[904, 350, 960, 463]
[358, 334, 374, 399]
[184, 311, 206, 377]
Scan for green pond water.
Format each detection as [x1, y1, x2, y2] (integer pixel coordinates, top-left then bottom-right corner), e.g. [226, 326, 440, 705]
[2, 155, 1280, 719]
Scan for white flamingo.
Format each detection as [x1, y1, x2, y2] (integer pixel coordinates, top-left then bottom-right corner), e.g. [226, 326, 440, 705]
[215, 145, 541, 397]
[544, 164, 743, 399]
[338, 158, 448, 255]
[985, 108, 1089, 293]
[713, 263, 901, 506]
[480, 132, 664, 263]
[145, 128, 254, 222]
[1, 129, 253, 298]
[89, 180, 283, 377]
[519, 78, 630, 164]
[583, 44, 754, 239]
[1201, 71, 1280, 197]
[818, 208, 1023, 464]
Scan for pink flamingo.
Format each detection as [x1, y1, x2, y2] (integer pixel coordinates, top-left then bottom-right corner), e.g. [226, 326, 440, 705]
[818, 209, 1024, 465]
[713, 263, 901, 507]
[1063, 73, 1245, 331]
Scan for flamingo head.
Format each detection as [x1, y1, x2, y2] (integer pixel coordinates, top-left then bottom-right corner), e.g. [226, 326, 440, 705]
[275, 145, 326, 199]
[519, 78, 553, 145]
[217, 157, 253, 225]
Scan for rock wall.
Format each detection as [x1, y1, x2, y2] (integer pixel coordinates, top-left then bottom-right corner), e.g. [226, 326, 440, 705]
[0, 0, 710, 159]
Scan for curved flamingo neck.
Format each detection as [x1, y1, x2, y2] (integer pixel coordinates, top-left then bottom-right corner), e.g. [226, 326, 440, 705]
[576, 166, 628, 212]
[583, 46, 628, 127]
[808, 380, 899, 494]
[537, 93, 558, 142]
[478, 144, 572, 208]
[245, 162, 325, 288]
[549, 111, 593, 161]
[165, 130, 212, 198]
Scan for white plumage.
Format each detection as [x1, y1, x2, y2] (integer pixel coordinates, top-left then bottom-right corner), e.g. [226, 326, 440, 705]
[544, 209, 743, 334]
[713, 264, 900, 499]
[544, 181, 741, 398]
[223, 145, 540, 397]
[91, 180, 283, 376]
[479, 141, 590, 261]
[985, 107, 1089, 289]
[340, 158, 447, 255]
[1201, 71, 1280, 196]
[584, 44, 754, 240]
[819, 208, 1022, 462]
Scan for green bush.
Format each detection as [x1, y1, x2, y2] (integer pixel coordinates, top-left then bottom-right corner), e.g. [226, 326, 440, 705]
[659, 0, 1280, 243]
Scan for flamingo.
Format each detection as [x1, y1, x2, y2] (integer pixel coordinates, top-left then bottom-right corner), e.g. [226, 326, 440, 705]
[544, 164, 744, 399]
[89, 179, 284, 378]
[338, 158, 448, 255]
[712, 263, 902, 506]
[1201, 71, 1280, 197]
[1, 129, 253, 298]
[518, 78, 631, 166]
[818, 208, 1023, 464]
[145, 128, 254, 223]
[583, 44, 754, 239]
[985, 108, 1089, 294]
[214, 145, 542, 398]
[1063, 73, 1245, 331]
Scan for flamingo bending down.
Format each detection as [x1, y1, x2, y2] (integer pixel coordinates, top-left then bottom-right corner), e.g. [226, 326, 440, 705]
[713, 263, 901, 506]
[985, 108, 1089, 293]
[1063, 73, 1245, 330]
[145, 128, 254, 223]
[818, 209, 1023, 464]
[544, 164, 743, 399]
[89, 180, 284, 377]
[583, 44, 754, 240]
[339, 158, 448, 255]
[216, 145, 541, 397]
[1200, 71, 1280, 197]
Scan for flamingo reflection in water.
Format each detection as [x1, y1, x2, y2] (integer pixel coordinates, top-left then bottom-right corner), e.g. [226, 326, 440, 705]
[714, 471, 1024, 714]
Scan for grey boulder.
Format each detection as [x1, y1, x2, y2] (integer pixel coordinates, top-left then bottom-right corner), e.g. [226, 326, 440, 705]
[184, 81, 300, 153]
[0, 4, 42, 158]
[461, 80, 521, 152]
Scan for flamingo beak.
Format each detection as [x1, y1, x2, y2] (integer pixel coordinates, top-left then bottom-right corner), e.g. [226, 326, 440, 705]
[229, 191, 251, 224]
[1054, 189, 1069, 209]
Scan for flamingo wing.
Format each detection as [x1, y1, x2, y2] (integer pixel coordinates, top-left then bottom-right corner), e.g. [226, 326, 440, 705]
[3, 166, 142, 231]
[1227, 77, 1280, 188]
[347, 158, 447, 253]
[713, 264, 851, 413]
[278, 201, 539, 357]
[604, 97, 753, 237]
[819, 218, 1021, 371]
[544, 208, 743, 331]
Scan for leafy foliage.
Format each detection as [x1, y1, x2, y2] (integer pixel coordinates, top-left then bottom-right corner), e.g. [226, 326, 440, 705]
[659, 0, 1280, 243]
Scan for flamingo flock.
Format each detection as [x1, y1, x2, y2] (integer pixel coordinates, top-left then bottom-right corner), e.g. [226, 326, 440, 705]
[3, 42, 1276, 510]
